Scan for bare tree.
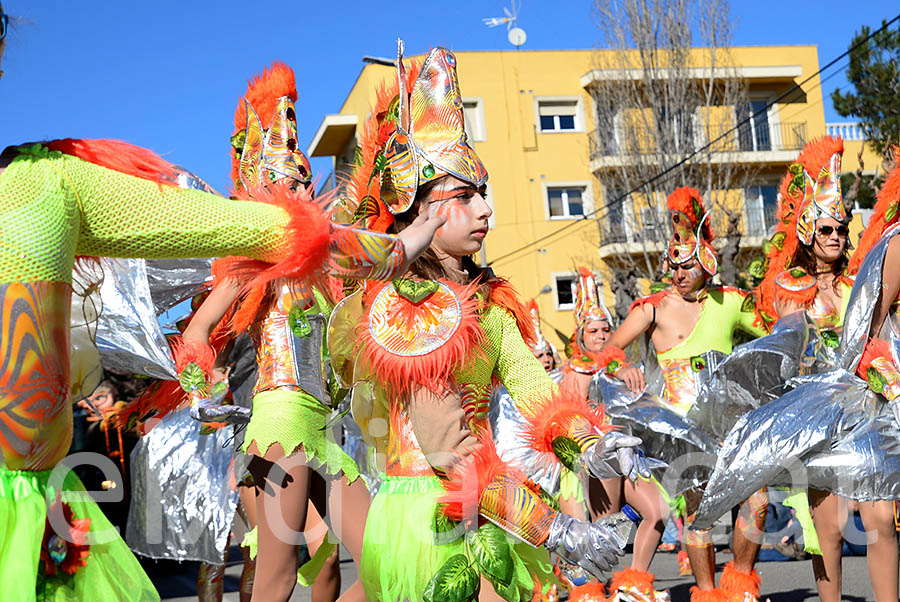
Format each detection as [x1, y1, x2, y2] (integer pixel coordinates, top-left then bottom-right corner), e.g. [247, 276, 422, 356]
[588, 0, 766, 317]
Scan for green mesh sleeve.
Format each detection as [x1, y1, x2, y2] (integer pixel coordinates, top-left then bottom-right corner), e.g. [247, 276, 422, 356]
[485, 304, 558, 420]
[61, 153, 290, 262]
[729, 289, 768, 338]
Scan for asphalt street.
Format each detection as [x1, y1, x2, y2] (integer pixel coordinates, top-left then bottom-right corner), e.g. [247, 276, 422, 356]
[156, 546, 881, 601]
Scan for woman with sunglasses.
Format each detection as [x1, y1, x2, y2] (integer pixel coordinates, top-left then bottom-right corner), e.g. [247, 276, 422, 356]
[692, 136, 898, 602]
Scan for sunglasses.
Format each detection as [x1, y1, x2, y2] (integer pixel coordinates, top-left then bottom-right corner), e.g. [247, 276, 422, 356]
[0, 14, 7, 41]
[816, 224, 849, 238]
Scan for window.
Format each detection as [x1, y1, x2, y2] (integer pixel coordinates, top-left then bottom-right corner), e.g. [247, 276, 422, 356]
[537, 98, 583, 133]
[599, 186, 629, 244]
[737, 99, 773, 152]
[744, 185, 779, 237]
[546, 185, 587, 219]
[462, 98, 486, 142]
[553, 274, 577, 310]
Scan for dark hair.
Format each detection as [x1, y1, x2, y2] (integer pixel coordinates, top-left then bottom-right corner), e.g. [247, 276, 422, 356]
[791, 238, 849, 293]
[389, 176, 493, 299]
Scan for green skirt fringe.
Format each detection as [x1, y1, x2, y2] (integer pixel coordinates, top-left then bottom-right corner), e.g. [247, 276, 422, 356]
[361, 475, 557, 602]
[0, 465, 159, 602]
[241, 388, 359, 482]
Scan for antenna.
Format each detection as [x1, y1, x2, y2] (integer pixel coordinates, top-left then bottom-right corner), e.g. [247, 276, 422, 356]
[483, 0, 527, 48]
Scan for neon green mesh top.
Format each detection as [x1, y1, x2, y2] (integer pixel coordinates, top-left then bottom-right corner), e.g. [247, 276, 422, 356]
[0, 145, 290, 284]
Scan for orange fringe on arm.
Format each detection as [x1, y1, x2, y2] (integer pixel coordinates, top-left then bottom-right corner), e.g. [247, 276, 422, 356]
[857, 337, 893, 380]
[568, 582, 608, 601]
[47, 138, 179, 186]
[595, 345, 628, 375]
[521, 385, 613, 457]
[489, 280, 537, 347]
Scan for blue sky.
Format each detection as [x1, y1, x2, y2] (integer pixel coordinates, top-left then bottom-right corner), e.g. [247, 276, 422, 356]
[1, 1, 894, 192]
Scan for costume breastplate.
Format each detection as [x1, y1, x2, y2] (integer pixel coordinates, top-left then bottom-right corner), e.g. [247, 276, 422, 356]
[249, 282, 327, 405]
[658, 350, 724, 417]
[807, 293, 842, 330]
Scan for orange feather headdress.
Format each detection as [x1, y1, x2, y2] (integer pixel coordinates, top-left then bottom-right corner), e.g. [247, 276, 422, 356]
[848, 146, 900, 274]
[666, 187, 718, 275]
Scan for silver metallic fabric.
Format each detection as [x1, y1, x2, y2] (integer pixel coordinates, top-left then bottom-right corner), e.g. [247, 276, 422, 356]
[127, 407, 239, 564]
[693, 225, 900, 529]
[490, 369, 563, 495]
[144, 258, 214, 315]
[94, 258, 179, 380]
[544, 512, 626, 580]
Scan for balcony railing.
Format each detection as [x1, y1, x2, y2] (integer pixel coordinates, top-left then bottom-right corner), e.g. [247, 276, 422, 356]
[590, 121, 807, 160]
[826, 122, 864, 141]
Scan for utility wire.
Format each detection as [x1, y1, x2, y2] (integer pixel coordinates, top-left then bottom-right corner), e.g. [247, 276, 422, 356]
[488, 13, 900, 267]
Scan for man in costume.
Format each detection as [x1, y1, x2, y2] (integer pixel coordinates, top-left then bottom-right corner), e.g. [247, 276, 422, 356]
[597, 187, 769, 602]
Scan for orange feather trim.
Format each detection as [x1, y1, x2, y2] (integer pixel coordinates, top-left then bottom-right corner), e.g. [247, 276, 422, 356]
[216, 182, 333, 296]
[521, 384, 613, 456]
[667, 186, 714, 241]
[610, 567, 655, 595]
[438, 434, 525, 522]
[857, 337, 893, 380]
[718, 562, 761, 597]
[773, 279, 817, 309]
[688, 586, 729, 602]
[172, 338, 217, 374]
[47, 138, 178, 186]
[568, 582, 608, 601]
[230, 62, 298, 188]
[595, 345, 628, 375]
[630, 289, 669, 312]
[356, 280, 485, 395]
[488, 280, 537, 347]
[849, 147, 900, 274]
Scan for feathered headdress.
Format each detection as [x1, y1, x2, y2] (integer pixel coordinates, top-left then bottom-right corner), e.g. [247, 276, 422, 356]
[574, 267, 613, 328]
[757, 136, 847, 316]
[849, 146, 900, 274]
[525, 298, 560, 360]
[229, 62, 312, 193]
[666, 187, 718, 275]
[340, 41, 487, 233]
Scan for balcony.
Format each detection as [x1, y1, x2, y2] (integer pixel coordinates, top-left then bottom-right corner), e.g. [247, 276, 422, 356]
[826, 122, 864, 141]
[589, 121, 807, 170]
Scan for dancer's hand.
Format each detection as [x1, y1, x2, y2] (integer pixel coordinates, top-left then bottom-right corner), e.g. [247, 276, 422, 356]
[615, 365, 645, 393]
[543, 513, 626, 579]
[581, 431, 652, 481]
[397, 212, 446, 270]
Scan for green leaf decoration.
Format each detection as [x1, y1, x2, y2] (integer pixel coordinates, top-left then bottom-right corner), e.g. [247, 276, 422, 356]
[179, 362, 207, 393]
[788, 163, 805, 196]
[649, 280, 668, 294]
[393, 278, 439, 303]
[467, 523, 514, 589]
[741, 293, 757, 313]
[759, 309, 775, 324]
[289, 303, 312, 338]
[691, 198, 703, 221]
[368, 150, 387, 184]
[551, 436, 581, 472]
[770, 231, 786, 250]
[199, 424, 218, 436]
[425, 555, 480, 602]
[539, 487, 560, 512]
[886, 201, 899, 224]
[821, 330, 840, 349]
[790, 267, 807, 279]
[747, 257, 768, 279]
[211, 381, 228, 403]
[606, 359, 622, 374]
[690, 355, 706, 372]
[432, 506, 464, 544]
[761, 239, 775, 256]
[230, 130, 246, 155]
[868, 367, 887, 394]
[386, 95, 401, 126]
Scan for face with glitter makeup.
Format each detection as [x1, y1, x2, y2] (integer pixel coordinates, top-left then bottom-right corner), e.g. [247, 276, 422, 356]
[669, 258, 707, 298]
[422, 175, 492, 258]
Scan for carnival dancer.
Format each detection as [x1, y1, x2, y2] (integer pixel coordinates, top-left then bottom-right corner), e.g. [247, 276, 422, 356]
[694, 138, 899, 602]
[598, 187, 769, 602]
[164, 62, 443, 602]
[0, 13, 445, 596]
[569, 267, 670, 602]
[329, 41, 647, 602]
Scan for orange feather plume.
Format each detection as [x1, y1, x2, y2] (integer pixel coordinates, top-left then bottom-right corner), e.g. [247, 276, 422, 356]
[849, 146, 900, 274]
[489, 280, 537, 347]
[568, 583, 608, 601]
[438, 434, 526, 522]
[857, 337, 893, 381]
[667, 186, 714, 241]
[521, 384, 613, 456]
[47, 138, 179, 186]
[609, 567, 655, 596]
[757, 136, 845, 319]
[356, 280, 485, 395]
[594, 345, 628, 374]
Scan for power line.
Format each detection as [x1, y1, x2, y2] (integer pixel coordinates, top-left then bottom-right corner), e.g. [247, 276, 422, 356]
[488, 13, 900, 267]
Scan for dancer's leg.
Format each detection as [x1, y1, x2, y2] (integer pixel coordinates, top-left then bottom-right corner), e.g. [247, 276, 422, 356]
[683, 488, 716, 591]
[732, 489, 767, 573]
[327, 476, 370, 602]
[810, 489, 846, 602]
[623, 478, 669, 571]
[238, 487, 257, 602]
[858, 500, 898, 602]
[587, 476, 624, 519]
[306, 504, 341, 602]
[248, 449, 312, 602]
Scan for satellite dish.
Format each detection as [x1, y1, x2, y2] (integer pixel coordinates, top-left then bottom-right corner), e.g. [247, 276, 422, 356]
[508, 27, 527, 47]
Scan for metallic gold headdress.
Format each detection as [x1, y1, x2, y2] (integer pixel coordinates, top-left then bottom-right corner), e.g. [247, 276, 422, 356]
[379, 41, 488, 214]
[666, 187, 718, 276]
[574, 267, 613, 328]
[525, 298, 559, 359]
[791, 148, 848, 245]
[230, 63, 312, 192]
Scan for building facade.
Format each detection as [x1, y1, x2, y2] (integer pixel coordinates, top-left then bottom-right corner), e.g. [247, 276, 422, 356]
[309, 46, 859, 351]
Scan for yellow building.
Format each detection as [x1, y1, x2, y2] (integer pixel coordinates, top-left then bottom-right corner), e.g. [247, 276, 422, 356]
[309, 45, 848, 351]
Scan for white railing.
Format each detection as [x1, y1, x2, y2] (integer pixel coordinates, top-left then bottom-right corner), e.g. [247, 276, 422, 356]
[826, 122, 864, 141]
